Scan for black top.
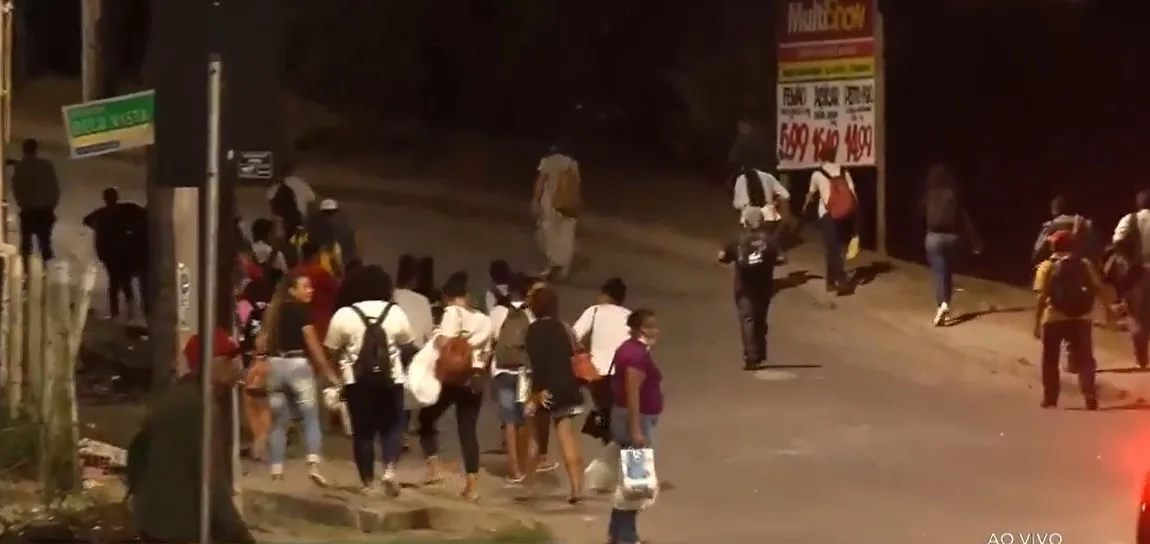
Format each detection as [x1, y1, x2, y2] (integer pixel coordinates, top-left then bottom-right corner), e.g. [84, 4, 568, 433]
[719, 240, 775, 296]
[525, 317, 584, 411]
[275, 301, 310, 353]
[83, 202, 147, 263]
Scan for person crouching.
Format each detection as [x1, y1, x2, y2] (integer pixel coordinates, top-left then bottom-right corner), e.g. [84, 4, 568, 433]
[719, 207, 779, 371]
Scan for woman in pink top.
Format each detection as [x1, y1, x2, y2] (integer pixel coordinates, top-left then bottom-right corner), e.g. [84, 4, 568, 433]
[608, 308, 662, 544]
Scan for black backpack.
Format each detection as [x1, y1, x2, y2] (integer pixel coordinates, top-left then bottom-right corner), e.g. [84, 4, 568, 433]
[1045, 256, 1096, 318]
[737, 227, 776, 267]
[349, 304, 395, 383]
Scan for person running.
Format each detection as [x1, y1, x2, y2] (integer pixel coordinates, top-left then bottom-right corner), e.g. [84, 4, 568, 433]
[572, 277, 632, 385]
[418, 271, 493, 499]
[291, 241, 340, 339]
[524, 285, 585, 503]
[1112, 191, 1150, 367]
[916, 163, 982, 326]
[83, 187, 148, 321]
[803, 147, 860, 295]
[325, 265, 415, 496]
[606, 309, 664, 544]
[488, 272, 534, 484]
[256, 271, 341, 483]
[719, 208, 780, 370]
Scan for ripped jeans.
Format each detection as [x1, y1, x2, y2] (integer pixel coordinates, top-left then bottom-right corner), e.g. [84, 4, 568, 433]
[266, 356, 323, 470]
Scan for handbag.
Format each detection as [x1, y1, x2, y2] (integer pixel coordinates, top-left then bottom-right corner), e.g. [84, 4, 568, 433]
[566, 323, 599, 383]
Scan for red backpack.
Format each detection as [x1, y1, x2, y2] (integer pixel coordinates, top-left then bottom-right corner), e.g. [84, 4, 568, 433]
[821, 167, 857, 220]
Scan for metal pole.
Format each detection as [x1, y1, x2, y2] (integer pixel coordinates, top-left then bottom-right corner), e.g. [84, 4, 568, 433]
[0, 1, 12, 245]
[198, 54, 222, 544]
[873, 7, 887, 256]
[80, 0, 101, 102]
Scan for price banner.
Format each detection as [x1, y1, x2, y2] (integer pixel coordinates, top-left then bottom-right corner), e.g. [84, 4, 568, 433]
[776, 78, 876, 170]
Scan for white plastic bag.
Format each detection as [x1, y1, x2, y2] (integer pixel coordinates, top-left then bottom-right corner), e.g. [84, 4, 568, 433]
[613, 447, 658, 510]
[585, 443, 621, 494]
[404, 341, 443, 406]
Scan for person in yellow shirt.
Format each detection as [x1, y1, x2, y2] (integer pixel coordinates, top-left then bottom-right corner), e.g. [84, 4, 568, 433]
[1032, 230, 1099, 410]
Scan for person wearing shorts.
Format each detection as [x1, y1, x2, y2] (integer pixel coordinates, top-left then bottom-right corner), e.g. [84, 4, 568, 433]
[488, 273, 534, 484]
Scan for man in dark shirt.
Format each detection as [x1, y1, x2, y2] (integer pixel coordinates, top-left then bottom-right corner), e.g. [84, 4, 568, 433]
[126, 328, 253, 543]
[719, 208, 778, 371]
[84, 187, 148, 320]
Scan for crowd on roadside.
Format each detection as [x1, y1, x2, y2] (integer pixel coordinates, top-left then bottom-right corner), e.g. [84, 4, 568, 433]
[122, 148, 666, 544]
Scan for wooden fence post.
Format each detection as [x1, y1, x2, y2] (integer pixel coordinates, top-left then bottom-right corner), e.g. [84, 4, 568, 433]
[39, 260, 85, 501]
[0, 249, 11, 413]
[26, 255, 43, 411]
[3, 251, 23, 418]
[66, 264, 98, 489]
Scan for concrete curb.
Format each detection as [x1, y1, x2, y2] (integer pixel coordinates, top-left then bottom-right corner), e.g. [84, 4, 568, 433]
[242, 487, 548, 537]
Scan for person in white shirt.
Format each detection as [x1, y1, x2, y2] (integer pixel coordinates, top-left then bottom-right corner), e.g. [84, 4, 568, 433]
[803, 150, 859, 295]
[266, 162, 318, 233]
[732, 167, 791, 224]
[1113, 191, 1150, 367]
[393, 254, 435, 349]
[417, 271, 492, 499]
[487, 273, 535, 484]
[572, 277, 632, 377]
[323, 265, 414, 496]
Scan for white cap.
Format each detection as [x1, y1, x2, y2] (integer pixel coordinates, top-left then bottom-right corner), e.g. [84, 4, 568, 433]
[319, 198, 338, 211]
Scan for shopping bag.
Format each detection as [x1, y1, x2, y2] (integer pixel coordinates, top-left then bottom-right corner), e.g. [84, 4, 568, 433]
[404, 342, 443, 406]
[846, 234, 860, 261]
[619, 447, 657, 499]
[585, 443, 621, 494]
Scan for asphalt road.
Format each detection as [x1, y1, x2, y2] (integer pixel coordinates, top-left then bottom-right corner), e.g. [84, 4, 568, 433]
[54, 152, 1150, 544]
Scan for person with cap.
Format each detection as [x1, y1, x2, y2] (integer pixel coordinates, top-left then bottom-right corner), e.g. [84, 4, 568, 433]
[718, 207, 779, 371]
[126, 328, 254, 543]
[1032, 229, 1100, 409]
[317, 198, 359, 268]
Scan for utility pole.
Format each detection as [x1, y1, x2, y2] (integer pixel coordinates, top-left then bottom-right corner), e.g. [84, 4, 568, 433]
[873, 6, 888, 255]
[0, 0, 12, 244]
[80, 0, 102, 101]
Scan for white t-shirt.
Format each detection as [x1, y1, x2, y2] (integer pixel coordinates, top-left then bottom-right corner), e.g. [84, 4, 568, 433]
[484, 284, 509, 313]
[488, 301, 535, 377]
[393, 288, 435, 348]
[807, 163, 857, 218]
[250, 241, 288, 271]
[437, 305, 493, 370]
[571, 303, 631, 375]
[265, 175, 317, 219]
[324, 301, 414, 385]
[732, 169, 791, 222]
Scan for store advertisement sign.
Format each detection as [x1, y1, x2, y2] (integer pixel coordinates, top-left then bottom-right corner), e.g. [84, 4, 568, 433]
[776, 78, 876, 170]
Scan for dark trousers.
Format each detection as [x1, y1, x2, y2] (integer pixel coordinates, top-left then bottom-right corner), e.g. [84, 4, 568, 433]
[345, 380, 407, 483]
[1040, 319, 1098, 403]
[418, 384, 483, 474]
[736, 283, 775, 364]
[19, 207, 55, 261]
[817, 214, 849, 289]
[105, 259, 148, 318]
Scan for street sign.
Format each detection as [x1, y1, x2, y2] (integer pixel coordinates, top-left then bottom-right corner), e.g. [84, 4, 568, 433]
[61, 90, 156, 159]
[237, 150, 273, 180]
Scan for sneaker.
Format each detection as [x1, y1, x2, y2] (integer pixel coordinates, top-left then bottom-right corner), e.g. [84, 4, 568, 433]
[535, 459, 559, 473]
[307, 462, 329, 487]
[933, 303, 950, 326]
[381, 467, 401, 498]
[269, 463, 285, 481]
[360, 481, 383, 496]
[1040, 399, 1057, 409]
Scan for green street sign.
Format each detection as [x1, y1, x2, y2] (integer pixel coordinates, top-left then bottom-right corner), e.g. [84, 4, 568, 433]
[61, 90, 155, 159]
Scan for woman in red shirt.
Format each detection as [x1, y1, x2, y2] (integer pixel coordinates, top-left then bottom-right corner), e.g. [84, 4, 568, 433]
[290, 242, 340, 337]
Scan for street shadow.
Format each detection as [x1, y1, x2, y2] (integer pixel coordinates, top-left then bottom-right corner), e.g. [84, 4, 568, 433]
[762, 364, 823, 370]
[1083, 402, 1150, 412]
[947, 306, 1030, 326]
[837, 260, 894, 296]
[774, 269, 820, 294]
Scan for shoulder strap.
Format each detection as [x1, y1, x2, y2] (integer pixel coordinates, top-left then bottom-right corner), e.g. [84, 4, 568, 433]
[350, 303, 391, 326]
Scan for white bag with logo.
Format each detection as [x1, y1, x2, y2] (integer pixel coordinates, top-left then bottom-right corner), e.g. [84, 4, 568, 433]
[613, 447, 658, 511]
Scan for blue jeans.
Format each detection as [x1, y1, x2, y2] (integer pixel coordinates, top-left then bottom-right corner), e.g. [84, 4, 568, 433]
[491, 372, 526, 425]
[925, 232, 958, 306]
[266, 356, 323, 469]
[608, 408, 659, 544]
[818, 215, 847, 288]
